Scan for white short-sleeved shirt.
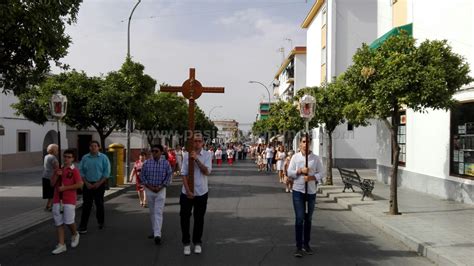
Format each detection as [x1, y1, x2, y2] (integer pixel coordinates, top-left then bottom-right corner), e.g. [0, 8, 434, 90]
[180, 149, 213, 196]
[265, 147, 274, 159]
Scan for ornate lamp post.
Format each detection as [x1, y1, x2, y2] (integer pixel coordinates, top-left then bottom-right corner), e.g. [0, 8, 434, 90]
[50, 90, 68, 165]
[299, 94, 315, 214]
[50, 91, 68, 207]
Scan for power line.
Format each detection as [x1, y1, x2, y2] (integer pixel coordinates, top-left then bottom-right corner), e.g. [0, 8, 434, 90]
[120, 1, 309, 22]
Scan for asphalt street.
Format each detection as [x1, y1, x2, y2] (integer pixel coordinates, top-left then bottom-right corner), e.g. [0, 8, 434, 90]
[0, 160, 432, 266]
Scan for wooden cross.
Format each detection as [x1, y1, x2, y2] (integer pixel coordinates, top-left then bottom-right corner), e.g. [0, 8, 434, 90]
[160, 68, 224, 193]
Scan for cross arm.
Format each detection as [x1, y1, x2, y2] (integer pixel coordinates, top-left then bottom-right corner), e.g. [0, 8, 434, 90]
[202, 87, 225, 93]
[160, 86, 183, 93]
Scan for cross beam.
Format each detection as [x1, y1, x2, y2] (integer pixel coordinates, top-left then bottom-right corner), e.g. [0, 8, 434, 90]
[160, 68, 224, 193]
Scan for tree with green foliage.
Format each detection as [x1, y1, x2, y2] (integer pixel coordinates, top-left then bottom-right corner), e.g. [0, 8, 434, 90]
[252, 118, 270, 139]
[267, 100, 304, 149]
[135, 92, 188, 147]
[296, 79, 348, 185]
[13, 59, 156, 151]
[343, 32, 472, 214]
[107, 57, 156, 122]
[1, 0, 82, 95]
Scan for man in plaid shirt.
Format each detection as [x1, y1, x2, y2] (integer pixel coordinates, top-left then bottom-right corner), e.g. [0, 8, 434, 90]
[140, 144, 172, 245]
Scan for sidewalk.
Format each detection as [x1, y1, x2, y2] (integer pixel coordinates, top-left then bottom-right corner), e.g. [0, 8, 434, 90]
[0, 183, 131, 241]
[318, 169, 474, 266]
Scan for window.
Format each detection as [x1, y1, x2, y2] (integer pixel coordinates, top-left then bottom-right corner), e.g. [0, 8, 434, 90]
[321, 47, 327, 65]
[393, 111, 406, 165]
[17, 131, 29, 152]
[347, 123, 354, 131]
[451, 102, 474, 179]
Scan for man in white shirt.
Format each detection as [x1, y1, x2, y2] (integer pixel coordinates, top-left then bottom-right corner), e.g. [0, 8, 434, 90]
[287, 136, 324, 258]
[265, 145, 274, 172]
[180, 132, 212, 256]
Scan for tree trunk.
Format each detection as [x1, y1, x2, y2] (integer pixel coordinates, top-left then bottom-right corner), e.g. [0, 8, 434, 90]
[326, 130, 333, 185]
[146, 131, 153, 147]
[384, 112, 401, 215]
[99, 133, 107, 153]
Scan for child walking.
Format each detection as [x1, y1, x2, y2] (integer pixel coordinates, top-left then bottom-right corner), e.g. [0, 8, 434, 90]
[51, 149, 84, 255]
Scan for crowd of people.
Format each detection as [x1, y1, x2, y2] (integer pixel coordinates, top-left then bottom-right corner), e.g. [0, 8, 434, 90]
[249, 143, 295, 193]
[42, 135, 324, 258]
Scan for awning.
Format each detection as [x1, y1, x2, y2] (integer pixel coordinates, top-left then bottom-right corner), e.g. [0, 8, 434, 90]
[369, 23, 413, 50]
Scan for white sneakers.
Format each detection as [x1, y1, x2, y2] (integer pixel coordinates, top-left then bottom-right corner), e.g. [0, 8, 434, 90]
[183, 244, 202, 255]
[71, 232, 80, 248]
[183, 245, 191, 256]
[52, 232, 80, 255]
[51, 244, 67, 255]
[194, 244, 202, 254]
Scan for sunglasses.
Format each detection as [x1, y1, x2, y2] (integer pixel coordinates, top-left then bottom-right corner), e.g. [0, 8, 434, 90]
[151, 150, 161, 153]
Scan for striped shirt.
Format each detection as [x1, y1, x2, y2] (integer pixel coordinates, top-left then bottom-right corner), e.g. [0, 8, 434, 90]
[140, 158, 172, 187]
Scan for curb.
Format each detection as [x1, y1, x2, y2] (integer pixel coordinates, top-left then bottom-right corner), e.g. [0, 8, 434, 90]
[318, 186, 461, 266]
[0, 185, 133, 243]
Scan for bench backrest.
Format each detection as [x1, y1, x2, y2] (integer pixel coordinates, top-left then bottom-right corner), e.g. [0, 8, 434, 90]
[337, 167, 362, 182]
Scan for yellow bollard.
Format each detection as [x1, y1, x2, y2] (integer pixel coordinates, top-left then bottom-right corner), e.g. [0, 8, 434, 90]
[108, 143, 125, 185]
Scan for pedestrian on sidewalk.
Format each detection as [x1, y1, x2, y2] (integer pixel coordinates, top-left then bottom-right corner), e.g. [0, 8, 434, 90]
[180, 132, 212, 256]
[214, 146, 223, 166]
[50, 149, 83, 255]
[141, 144, 173, 245]
[276, 146, 286, 183]
[42, 144, 59, 211]
[130, 151, 147, 207]
[287, 136, 324, 257]
[227, 146, 235, 166]
[284, 150, 294, 193]
[265, 144, 274, 172]
[78, 141, 111, 234]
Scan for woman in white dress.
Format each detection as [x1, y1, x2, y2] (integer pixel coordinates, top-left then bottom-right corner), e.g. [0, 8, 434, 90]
[276, 146, 286, 184]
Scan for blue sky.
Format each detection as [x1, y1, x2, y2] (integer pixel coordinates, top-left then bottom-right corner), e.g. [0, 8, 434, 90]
[58, 0, 314, 130]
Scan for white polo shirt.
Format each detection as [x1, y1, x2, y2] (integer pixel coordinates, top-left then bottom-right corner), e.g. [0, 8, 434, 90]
[180, 149, 213, 196]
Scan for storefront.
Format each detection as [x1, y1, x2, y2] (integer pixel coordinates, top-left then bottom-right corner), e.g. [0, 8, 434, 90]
[451, 102, 474, 179]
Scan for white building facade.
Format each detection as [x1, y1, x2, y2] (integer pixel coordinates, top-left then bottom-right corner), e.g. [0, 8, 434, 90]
[302, 0, 378, 168]
[375, 0, 474, 203]
[274, 47, 307, 101]
[0, 93, 67, 171]
[213, 120, 239, 144]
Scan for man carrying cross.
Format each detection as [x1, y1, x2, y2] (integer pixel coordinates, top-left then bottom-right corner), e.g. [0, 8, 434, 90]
[179, 132, 212, 255]
[160, 68, 224, 256]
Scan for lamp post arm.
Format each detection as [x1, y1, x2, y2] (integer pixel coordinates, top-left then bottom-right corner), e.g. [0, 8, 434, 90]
[250, 81, 271, 104]
[127, 0, 141, 58]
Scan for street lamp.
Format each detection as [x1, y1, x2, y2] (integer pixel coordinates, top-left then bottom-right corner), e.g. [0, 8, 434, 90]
[50, 90, 68, 205]
[126, 0, 141, 181]
[249, 81, 271, 104]
[208, 105, 223, 120]
[298, 94, 315, 214]
[50, 90, 68, 165]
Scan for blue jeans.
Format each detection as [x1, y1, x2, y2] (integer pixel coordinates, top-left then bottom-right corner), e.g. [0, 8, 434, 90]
[266, 158, 272, 171]
[292, 191, 316, 249]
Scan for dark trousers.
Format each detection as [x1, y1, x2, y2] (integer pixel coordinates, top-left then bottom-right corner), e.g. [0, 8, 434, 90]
[79, 183, 105, 229]
[292, 191, 316, 249]
[180, 192, 208, 245]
